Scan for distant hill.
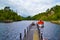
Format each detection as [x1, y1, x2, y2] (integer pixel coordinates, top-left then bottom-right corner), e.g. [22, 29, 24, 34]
[0, 6, 22, 22]
[32, 5, 60, 21]
[1, 5, 60, 22]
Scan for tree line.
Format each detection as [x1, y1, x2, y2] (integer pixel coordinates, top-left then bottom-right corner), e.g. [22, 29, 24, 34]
[0, 5, 60, 22]
[32, 5, 60, 21]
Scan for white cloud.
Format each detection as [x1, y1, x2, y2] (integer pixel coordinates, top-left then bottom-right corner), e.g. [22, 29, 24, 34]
[56, 2, 60, 5]
[0, 0, 60, 16]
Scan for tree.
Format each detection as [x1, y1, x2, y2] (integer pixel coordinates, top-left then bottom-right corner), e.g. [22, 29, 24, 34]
[0, 6, 22, 21]
[4, 6, 10, 11]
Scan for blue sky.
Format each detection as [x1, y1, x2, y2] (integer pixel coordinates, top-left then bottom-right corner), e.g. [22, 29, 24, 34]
[0, 0, 60, 17]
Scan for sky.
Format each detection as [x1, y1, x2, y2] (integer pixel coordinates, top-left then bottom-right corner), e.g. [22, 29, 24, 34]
[0, 0, 60, 17]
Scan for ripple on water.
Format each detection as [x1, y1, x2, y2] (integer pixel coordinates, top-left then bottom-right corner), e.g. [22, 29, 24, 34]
[0, 21, 60, 40]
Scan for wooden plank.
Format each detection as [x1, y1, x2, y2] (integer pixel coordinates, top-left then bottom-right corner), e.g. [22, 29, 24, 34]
[33, 30, 39, 40]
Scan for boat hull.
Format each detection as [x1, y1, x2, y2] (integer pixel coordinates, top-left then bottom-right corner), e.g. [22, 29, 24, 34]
[38, 24, 44, 28]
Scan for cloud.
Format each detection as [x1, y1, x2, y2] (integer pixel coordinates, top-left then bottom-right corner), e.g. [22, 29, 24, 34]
[56, 2, 60, 5]
[0, 0, 60, 17]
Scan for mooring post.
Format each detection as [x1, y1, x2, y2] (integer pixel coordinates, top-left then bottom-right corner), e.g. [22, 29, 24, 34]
[29, 25, 30, 31]
[24, 29, 26, 37]
[26, 27, 29, 39]
[37, 24, 42, 40]
[41, 33, 43, 40]
[23, 29, 26, 40]
[29, 23, 33, 31]
[20, 33, 22, 40]
[39, 29, 41, 40]
[27, 27, 28, 34]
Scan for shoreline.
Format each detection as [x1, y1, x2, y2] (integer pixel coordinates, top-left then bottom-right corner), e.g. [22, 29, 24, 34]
[51, 20, 60, 24]
[0, 20, 60, 24]
[0, 20, 21, 23]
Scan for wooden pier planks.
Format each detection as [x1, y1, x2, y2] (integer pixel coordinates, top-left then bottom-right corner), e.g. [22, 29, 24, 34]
[23, 23, 42, 40]
[33, 30, 39, 40]
[26, 24, 40, 40]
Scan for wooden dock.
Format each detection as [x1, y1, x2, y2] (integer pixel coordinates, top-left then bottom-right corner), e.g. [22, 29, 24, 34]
[20, 22, 43, 40]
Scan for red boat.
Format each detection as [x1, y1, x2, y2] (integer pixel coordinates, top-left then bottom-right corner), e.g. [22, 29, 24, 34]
[37, 20, 44, 28]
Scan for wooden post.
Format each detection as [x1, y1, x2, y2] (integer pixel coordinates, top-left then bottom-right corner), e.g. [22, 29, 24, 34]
[29, 25, 30, 31]
[23, 29, 26, 40]
[27, 27, 28, 34]
[24, 29, 26, 37]
[41, 33, 43, 40]
[39, 29, 41, 40]
[37, 24, 42, 40]
[20, 33, 22, 40]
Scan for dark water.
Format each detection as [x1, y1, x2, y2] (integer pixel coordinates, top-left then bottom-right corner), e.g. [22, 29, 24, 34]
[43, 21, 60, 40]
[0, 21, 60, 40]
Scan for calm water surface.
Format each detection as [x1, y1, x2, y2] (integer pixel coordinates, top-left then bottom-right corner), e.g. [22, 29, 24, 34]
[0, 20, 60, 40]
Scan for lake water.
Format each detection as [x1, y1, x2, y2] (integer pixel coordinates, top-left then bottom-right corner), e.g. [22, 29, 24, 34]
[0, 20, 60, 40]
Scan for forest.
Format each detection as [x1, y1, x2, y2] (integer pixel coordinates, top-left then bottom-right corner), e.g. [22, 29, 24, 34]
[32, 5, 60, 21]
[0, 6, 22, 22]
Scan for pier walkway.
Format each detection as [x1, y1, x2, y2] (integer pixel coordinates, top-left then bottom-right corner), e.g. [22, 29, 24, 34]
[20, 23, 43, 40]
[27, 25, 39, 40]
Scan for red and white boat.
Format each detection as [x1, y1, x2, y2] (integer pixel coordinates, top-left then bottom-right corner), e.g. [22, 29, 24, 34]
[37, 20, 44, 28]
